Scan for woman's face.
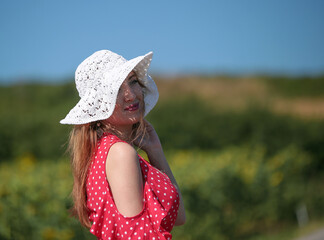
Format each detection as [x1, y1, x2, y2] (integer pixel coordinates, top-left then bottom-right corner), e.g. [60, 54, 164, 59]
[105, 71, 144, 128]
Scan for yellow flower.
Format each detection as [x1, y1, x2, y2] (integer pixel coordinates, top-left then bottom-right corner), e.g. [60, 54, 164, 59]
[17, 153, 36, 172]
[42, 227, 57, 240]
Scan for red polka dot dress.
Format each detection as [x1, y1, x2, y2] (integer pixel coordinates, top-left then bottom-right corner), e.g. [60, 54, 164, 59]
[86, 133, 180, 240]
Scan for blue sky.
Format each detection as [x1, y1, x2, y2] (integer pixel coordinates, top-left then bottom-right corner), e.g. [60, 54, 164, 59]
[1, 0, 324, 83]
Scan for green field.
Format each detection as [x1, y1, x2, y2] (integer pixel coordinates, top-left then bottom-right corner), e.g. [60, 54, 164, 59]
[1, 75, 324, 239]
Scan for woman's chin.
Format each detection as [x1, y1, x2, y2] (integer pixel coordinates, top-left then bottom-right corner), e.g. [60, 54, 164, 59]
[119, 115, 142, 126]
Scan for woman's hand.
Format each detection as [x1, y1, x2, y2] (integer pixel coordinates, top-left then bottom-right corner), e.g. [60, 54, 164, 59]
[134, 120, 187, 226]
[133, 119, 162, 154]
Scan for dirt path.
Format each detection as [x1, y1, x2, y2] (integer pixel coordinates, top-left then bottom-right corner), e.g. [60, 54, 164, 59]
[294, 228, 324, 240]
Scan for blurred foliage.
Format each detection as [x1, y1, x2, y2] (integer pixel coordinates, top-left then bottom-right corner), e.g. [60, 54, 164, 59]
[169, 146, 324, 240]
[1, 148, 323, 239]
[0, 156, 94, 240]
[0, 75, 324, 239]
[0, 83, 77, 161]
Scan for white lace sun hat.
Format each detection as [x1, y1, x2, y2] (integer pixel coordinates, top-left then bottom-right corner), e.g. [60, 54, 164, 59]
[60, 50, 159, 125]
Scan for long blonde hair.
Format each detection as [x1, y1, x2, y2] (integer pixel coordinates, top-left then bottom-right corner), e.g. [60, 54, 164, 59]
[68, 117, 146, 228]
[68, 71, 148, 228]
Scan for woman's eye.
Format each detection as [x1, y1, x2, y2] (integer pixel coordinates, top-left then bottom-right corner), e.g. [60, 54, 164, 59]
[131, 79, 139, 84]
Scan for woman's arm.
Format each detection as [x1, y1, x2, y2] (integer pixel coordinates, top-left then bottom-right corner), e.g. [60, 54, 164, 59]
[106, 142, 144, 217]
[135, 120, 186, 226]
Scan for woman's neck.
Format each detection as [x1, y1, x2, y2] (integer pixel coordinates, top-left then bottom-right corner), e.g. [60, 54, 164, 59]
[103, 124, 134, 143]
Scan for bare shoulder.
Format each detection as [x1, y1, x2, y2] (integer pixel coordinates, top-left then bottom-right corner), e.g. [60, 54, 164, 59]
[107, 141, 138, 164]
[106, 141, 140, 178]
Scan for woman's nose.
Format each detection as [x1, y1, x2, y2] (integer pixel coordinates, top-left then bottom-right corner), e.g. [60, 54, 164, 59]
[124, 86, 136, 102]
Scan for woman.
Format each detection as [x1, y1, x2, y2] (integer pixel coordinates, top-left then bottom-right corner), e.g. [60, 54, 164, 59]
[60, 50, 186, 239]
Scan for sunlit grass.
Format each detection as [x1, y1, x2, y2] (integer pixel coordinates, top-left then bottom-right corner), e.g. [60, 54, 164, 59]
[154, 75, 324, 119]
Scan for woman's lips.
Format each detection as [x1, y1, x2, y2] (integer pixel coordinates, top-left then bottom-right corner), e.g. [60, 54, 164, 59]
[125, 103, 139, 111]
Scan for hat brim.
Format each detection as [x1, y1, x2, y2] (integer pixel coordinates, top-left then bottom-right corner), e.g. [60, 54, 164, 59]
[60, 52, 158, 125]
